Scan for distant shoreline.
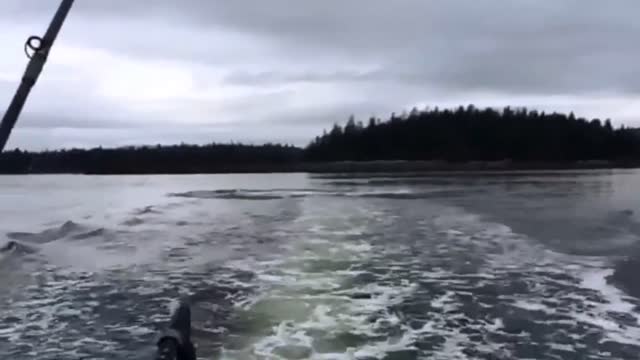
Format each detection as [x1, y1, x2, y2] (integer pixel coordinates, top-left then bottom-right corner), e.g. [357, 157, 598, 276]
[298, 160, 640, 174]
[0, 160, 636, 175]
[3, 105, 640, 174]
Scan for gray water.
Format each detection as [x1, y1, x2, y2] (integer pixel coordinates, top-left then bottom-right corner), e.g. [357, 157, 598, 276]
[1, 171, 640, 359]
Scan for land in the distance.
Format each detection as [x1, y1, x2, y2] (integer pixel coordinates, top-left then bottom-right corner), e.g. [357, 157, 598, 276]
[2, 105, 640, 174]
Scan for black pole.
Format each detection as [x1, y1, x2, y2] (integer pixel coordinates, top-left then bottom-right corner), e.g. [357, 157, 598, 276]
[155, 302, 196, 360]
[0, 0, 74, 152]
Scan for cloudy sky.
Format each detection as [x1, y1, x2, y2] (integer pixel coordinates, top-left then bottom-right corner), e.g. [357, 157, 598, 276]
[1, 0, 640, 150]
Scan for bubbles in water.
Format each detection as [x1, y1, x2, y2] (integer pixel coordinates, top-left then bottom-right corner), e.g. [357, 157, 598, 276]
[3, 173, 640, 359]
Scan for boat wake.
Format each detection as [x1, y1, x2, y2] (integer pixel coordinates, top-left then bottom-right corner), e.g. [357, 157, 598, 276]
[2, 182, 640, 359]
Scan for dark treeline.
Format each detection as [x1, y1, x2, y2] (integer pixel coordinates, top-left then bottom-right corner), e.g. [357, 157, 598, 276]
[0, 143, 302, 174]
[306, 105, 640, 162]
[2, 105, 640, 174]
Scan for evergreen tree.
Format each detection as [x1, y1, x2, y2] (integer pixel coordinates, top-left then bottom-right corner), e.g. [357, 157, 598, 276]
[305, 106, 640, 162]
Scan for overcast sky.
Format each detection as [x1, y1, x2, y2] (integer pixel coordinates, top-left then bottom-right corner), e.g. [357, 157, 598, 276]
[1, 0, 640, 150]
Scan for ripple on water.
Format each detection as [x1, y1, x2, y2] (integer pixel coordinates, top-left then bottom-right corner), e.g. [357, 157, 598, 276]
[3, 191, 640, 359]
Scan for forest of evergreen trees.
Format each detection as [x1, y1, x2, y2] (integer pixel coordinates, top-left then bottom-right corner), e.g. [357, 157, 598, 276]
[2, 105, 640, 174]
[0, 143, 302, 174]
[306, 106, 640, 162]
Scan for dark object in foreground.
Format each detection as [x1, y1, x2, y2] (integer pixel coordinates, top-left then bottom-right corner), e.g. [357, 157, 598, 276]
[155, 302, 196, 360]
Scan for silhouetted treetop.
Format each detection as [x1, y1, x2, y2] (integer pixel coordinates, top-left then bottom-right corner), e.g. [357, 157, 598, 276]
[305, 105, 640, 162]
[0, 143, 302, 174]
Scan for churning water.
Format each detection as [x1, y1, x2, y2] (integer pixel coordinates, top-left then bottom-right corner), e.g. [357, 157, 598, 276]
[1, 171, 640, 359]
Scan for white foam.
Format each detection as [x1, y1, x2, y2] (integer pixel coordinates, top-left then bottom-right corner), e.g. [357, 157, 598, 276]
[218, 207, 422, 359]
[430, 291, 456, 309]
[486, 318, 504, 331]
[353, 328, 417, 359]
[581, 269, 638, 316]
[71, 337, 118, 348]
[549, 343, 575, 352]
[108, 325, 155, 336]
[513, 300, 554, 313]
[573, 268, 640, 345]
[251, 321, 313, 358]
[309, 305, 338, 329]
[341, 242, 372, 252]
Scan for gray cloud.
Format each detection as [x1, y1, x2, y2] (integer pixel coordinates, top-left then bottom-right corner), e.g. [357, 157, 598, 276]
[203, 0, 640, 95]
[12, 0, 640, 94]
[1, 0, 640, 149]
[8, 113, 139, 129]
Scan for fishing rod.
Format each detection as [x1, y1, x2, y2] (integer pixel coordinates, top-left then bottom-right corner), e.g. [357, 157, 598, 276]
[0, 0, 74, 152]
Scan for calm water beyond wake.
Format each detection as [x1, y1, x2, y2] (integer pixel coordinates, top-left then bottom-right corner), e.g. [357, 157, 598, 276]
[1, 171, 640, 359]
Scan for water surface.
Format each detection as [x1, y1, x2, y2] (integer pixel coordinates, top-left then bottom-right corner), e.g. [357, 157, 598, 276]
[1, 171, 640, 359]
